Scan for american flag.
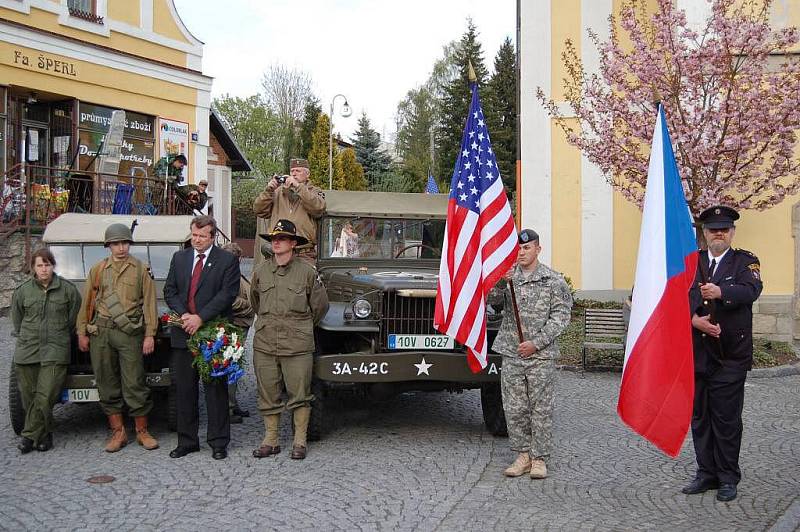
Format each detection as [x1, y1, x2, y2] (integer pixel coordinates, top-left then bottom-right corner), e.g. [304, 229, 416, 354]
[425, 174, 440, 194]
[434, 82, 519, 372]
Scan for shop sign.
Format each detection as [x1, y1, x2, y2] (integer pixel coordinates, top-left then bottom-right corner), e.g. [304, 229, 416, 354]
[78, 130, 155, 177]
[13, 49, 77, 77]
[158, 117, 189, 181]
[79, 103, 154, 139]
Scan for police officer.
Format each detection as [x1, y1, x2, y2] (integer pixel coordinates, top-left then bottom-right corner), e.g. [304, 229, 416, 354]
[76, 223, 159, 452]
[250, 219, 329, 460]
[11, 248, 81, 453]
[683, 206, 763, 502]
[492, 229, 572, 479]
[253, 158, 326, 262]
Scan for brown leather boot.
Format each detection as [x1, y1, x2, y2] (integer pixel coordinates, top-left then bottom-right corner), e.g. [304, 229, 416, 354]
[134, 416, 159, 450]
[291, 407, 311, 459]
[105, 413, 128, 453]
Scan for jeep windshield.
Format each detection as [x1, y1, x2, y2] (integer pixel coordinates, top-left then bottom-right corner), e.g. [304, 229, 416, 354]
[319, 217, 445, 260]
[49, 244, 180, 280]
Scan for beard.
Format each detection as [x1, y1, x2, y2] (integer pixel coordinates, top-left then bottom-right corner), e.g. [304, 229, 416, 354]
[708, 239, 729, 255]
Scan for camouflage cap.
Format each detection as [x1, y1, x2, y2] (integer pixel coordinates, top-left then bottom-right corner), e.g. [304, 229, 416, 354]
[519, 229, 539, 244]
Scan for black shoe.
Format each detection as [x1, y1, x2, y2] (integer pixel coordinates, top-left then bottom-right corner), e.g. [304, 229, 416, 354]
[212, 448, 227, 460]
[232, 407, 250, 418]
[230, 414, 243, 424]
[17, 437, 35, 454]
[36, 433, 53, 452]
[169, 445, 200, 459]
[716, 483, 737, 502]
[681, 478, 719, 494]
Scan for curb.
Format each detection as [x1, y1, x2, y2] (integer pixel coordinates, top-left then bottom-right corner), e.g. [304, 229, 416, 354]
[768, 498, 800, 532]
[749, 360, 800, 378]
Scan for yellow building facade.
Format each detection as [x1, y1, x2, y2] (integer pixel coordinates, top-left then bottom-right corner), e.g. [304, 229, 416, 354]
[0, 0, 212, 201]
[519, 0, 799, 342]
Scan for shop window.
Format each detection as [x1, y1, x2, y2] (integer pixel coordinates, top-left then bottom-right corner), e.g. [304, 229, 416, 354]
[68, 0, 104, 24]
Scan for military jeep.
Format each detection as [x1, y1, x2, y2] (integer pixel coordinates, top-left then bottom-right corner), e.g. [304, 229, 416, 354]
[309, 191, 507, 439]
[8, 213, 194, 435]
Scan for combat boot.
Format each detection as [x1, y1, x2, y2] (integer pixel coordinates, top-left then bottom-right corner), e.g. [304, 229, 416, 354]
[529, 458, 548, 479]
[291, 406, 311, 459]
[134, 416, 159, 450]
[503, 453, 531, 477]
[105, 413, 128, 453]
[253, 415, 281, 458]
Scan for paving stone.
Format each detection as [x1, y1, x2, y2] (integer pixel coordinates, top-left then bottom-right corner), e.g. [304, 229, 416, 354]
[1, 317, 798, 530]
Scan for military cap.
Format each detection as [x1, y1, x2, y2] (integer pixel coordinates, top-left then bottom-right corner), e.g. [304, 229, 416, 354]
[518, 229, 539, 244]
[698, 205, 739, 229]
[260, 219, 309, 246]
[289, 158, 310, 169]
[104, 223, 134, 247]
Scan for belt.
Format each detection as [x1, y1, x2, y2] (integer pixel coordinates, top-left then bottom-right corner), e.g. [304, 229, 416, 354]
[94, 316, 117, 329]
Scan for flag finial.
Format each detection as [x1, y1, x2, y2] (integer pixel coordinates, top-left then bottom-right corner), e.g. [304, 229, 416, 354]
[652, 86, 662, 107]
[468, 61, 477, 83]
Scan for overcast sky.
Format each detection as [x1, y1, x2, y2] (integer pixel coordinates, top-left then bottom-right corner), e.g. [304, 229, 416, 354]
[173, 0, 515, 142]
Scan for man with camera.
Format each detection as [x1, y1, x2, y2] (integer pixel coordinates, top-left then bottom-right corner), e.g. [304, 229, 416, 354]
[253, 158, 326, 262]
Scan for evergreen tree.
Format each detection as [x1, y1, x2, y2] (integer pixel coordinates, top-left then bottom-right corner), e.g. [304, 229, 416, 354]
[351, 112, 392, 190]
[299, 99, 322, 159]
[437, 20, 489, 182]
[307, 113, 331, 189]
[395, 86, 438, 192]
[484, 37, 517, 193]
[337, 148, 367, 190]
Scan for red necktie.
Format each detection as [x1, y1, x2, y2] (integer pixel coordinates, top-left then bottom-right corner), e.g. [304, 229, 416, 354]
[188, 253, 205, 314]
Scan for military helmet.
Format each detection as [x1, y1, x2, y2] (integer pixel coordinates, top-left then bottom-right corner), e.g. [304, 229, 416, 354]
[104, 223, 134, 246]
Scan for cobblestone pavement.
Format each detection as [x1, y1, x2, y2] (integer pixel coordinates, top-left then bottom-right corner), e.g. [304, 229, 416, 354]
[1, 316, 798, 531]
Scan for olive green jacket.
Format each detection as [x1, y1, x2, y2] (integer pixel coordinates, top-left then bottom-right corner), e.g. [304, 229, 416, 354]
[11, 274, 81, 364]
[250, 257, 329, 356]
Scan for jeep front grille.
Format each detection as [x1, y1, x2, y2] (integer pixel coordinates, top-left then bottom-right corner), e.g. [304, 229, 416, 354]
[380, 292, 453, 350]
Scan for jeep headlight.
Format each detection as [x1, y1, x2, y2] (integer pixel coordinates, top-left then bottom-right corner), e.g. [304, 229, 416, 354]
[353, 298, 372, 319]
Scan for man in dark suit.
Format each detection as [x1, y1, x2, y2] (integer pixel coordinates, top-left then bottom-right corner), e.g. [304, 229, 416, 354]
[683, 205, 763, 502]
[164, 215, 240, 460]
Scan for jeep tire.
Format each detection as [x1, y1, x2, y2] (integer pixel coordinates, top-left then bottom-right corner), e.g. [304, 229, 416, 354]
[9, 364, 25, 436]
[480, 383, 508, 437]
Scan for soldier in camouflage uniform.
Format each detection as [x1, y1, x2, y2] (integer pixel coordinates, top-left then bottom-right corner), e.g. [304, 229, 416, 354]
[76, 223, 159, 453]
[492, 229, 572, 479]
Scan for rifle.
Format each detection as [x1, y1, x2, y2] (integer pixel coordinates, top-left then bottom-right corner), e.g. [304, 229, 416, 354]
[697, 256, 725, 359]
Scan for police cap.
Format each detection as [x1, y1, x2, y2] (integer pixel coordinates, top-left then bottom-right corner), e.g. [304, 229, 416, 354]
[519, 229, 539, 245]
[259, 219, 309, 246]
[698, 205, 739, 229]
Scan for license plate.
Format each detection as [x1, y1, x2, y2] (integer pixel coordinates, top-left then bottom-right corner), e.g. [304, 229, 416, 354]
[62, 388, 100, 402]
[388, 334, 454, 350]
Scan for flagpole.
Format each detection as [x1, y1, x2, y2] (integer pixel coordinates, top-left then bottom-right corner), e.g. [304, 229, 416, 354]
[508, 280, 525, 343]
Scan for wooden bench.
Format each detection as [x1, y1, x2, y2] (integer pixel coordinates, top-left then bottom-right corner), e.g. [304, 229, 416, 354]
[582, 308, 626, 371]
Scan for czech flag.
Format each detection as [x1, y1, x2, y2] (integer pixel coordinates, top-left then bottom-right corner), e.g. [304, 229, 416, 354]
[617, 104, 698, 458]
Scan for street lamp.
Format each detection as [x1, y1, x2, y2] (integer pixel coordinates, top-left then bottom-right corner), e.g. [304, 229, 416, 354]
[329, 93, 352, 189]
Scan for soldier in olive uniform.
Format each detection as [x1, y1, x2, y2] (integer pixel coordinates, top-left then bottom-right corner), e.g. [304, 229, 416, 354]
[11, 248, 81, 453]
[250, 219, 329, 460]
[682, 206, 763, 502]
[253, 158, 326, 262]
[222, 242, 255, 424]
[76, 223, 159, 452]
[492, 229, 572, 479]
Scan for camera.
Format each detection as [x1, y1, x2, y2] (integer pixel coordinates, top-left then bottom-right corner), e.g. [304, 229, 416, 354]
[275, 174, 288, 185]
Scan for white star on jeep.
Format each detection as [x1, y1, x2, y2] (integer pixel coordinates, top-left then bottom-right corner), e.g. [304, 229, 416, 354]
[414, 358, 433, 376]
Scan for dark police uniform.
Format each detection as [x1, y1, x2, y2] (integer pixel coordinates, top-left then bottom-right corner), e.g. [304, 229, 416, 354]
[687, 206, 762, 499]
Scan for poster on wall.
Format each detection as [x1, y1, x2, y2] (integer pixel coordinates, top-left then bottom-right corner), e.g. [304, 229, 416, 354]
[158, 117, 189, 182]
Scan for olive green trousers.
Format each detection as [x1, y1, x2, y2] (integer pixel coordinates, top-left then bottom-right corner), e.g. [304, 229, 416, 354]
[16, 362, 67, 444]
[89, 326, 152, 417]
